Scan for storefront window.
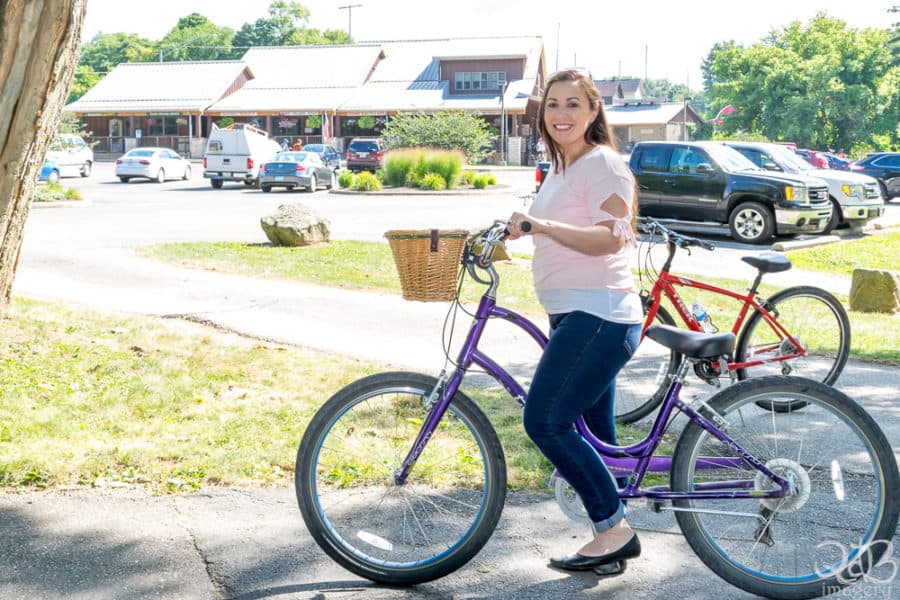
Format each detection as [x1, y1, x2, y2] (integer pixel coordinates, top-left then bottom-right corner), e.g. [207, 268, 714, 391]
[341, 115, 386, 137]
[147, 115, 178, 135]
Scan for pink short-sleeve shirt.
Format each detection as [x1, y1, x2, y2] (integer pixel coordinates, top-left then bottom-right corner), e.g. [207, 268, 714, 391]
[528, 145, 642, 323]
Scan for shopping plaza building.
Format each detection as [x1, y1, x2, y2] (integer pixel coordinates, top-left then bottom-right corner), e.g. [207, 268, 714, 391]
[66, 36, 702, 163]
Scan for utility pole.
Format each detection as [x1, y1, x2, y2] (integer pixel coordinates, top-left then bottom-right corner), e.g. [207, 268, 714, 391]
[339, 4, 362, 42]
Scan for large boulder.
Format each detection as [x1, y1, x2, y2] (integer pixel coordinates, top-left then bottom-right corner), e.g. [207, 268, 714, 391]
[260, 203, 331, 246]
[849, 268, 900, 314]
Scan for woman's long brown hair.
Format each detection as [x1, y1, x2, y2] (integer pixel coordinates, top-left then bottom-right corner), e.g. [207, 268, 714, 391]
[537, 69, 638, 232]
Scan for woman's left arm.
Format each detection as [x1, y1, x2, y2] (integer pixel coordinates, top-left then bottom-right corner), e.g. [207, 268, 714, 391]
[509, 192, 630, 256]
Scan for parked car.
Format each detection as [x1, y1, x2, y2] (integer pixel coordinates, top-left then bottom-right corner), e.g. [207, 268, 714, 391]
[795, 149, 829, 169]
[38, 159, 61, 184]
[822, 152, 852, 171]
[258, 151, 336, 192]
[45, 133, 93, 178]
[725, 141, 884, 233]
[535, 160, 550, 192]
[302, 143, 342, 170]
[203, 123, 281, 188]
[346, 138, 385, 172]
[849, 152, 900, 200]
[629, 141, 831, 244]
[115, 147, 192, 183]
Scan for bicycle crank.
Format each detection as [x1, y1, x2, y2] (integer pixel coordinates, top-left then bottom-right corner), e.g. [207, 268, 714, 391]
[552, 475, 591, 525]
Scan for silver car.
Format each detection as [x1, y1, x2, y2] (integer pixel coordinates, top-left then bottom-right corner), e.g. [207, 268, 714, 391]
[115, 147, 192, 183]
[258, 151, 336, 193]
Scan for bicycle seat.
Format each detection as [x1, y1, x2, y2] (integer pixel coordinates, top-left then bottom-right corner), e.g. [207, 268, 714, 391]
[741, 252, 791, 274]
[645, 324, 735, 359]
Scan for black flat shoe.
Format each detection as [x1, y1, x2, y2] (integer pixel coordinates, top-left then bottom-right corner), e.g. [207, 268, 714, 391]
[549, 534, 641, 571]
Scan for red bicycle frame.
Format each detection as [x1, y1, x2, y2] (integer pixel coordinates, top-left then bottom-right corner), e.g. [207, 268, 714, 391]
[642, 259, 806, 374]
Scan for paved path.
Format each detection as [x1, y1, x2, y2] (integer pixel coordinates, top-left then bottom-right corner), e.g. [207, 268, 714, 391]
[4, 169, 899, 599]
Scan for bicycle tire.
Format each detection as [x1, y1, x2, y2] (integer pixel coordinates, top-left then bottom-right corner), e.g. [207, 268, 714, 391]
[295, 371, 507, 585]
[671, 376, 899, 599]
[735, 286, 850, 412]
[615, 305, 681, 423]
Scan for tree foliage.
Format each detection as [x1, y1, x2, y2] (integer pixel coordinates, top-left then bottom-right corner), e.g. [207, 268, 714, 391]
[233, 1, 311, 48]
[702, 13, 899, 153]
[157, 13, 237, 61]
[381, 112, 495, 164]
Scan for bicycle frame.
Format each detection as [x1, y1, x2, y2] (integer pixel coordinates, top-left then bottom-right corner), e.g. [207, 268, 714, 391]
[644, 253, 807, 373]
[395, 263, 790, 504]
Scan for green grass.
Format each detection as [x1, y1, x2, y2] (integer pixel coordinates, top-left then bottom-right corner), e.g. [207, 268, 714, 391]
[140, 239, 899, 363]
[785, 231, 900, 276]
[4, 296, 658, 492]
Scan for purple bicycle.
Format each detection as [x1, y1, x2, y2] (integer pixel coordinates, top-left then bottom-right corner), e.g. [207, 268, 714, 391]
[295, 222, 898, 598]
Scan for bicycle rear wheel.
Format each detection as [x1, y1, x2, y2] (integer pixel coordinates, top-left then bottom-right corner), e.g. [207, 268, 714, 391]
[671, 377, 898, 599]
[295, 371, 507, 585]
[735, 286, 850, 412]
[615, 305, 681, 423]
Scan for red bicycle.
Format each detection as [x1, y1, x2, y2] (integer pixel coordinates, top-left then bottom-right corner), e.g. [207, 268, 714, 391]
[615, 218, 851, 423]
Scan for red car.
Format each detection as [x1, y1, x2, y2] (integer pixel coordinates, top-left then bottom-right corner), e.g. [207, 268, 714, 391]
[795, 149, 829, 169]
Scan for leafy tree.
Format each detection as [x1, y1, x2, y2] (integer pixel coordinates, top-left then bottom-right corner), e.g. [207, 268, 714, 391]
[381, 112, 494, 164]
[157, 14, 236, 61]
[68, 65, 101, 103]
[233, 1, 312, 48]
[702, 13, 899, 152]
[78, 32, 156, 75]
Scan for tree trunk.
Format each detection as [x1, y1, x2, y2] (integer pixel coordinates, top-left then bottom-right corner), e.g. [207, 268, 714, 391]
[0, 0, 86, 314]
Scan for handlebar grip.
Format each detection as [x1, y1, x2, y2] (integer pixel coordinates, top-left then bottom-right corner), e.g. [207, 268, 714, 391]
[520, 221, 532, 233]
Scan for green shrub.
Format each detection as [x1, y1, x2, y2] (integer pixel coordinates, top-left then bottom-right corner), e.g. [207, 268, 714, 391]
[352, 171, 382, 191]
[460, 170, 476, 185]
[473, 175, 489, 189]
[418, 173, 446, 190]
[383, 150, 418, 186]
[425, 150, 464, 188]
[381, 111, 494, 164]
[484, 173, 496, 185]
[337, 171, 354, 188]
[33, 182, 81, 203]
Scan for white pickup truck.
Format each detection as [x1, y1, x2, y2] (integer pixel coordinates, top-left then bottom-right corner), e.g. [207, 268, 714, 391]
[203, 124, 281, 189]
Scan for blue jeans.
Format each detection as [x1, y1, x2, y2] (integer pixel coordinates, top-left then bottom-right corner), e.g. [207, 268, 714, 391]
[523, 311, 641, 531]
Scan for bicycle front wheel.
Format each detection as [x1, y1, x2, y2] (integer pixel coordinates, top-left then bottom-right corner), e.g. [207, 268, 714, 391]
[295, 372, 507, 585]
[735, 286, 850, 412]
[615, 305, 681, 423]
[671, 377, 898, 599]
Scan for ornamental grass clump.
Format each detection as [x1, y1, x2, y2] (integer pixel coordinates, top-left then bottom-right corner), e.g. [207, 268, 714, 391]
[383, 149, 418, 187]
[352, 170, 382, 191]
[473, 174, 491, 189]
[424, 150, 464, 188]
[337, 171, 354, 188]
[418, 173, 446, 190]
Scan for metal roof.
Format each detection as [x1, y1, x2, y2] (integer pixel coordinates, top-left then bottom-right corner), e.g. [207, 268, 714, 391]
[65, 61, 251, 113]
[340, 36, 543, 113]
[205, 44, 385, 114]
[605, 102, 702, 126]
[68, 37, 545, 116]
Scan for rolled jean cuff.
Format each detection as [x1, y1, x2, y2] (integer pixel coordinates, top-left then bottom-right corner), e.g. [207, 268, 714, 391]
[592, 502, 626, 533]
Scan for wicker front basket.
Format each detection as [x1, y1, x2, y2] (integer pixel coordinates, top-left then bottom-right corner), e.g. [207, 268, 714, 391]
[384, 229, 469, 302]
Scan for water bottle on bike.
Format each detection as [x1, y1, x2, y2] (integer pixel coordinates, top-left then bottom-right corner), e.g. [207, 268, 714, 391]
[691, 301, 716, 333]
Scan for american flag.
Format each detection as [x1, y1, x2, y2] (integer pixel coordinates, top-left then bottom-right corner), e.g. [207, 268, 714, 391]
[322, 113, 331, 141]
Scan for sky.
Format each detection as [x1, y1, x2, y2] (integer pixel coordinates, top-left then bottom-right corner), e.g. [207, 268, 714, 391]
[81, 0, 895, 90]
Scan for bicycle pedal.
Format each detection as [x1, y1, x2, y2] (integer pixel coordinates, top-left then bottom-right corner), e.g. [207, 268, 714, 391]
[593, 560, 627, 577]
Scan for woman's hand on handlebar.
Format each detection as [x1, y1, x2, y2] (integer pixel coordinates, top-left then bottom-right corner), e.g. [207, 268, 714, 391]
[505, 211, 538, 239]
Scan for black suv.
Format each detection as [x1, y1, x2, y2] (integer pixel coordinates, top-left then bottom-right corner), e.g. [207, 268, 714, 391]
[346, 138, 385, 172]
[629, 141, 832, 244]
[849, 152, 900, 200]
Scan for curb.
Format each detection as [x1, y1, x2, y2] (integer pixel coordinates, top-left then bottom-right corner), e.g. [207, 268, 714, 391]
[328, 183, 520, 197]
[30, 198, 93, 209]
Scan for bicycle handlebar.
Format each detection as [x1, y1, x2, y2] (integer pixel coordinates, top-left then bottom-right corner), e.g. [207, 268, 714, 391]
[637, 217, 715, 251]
